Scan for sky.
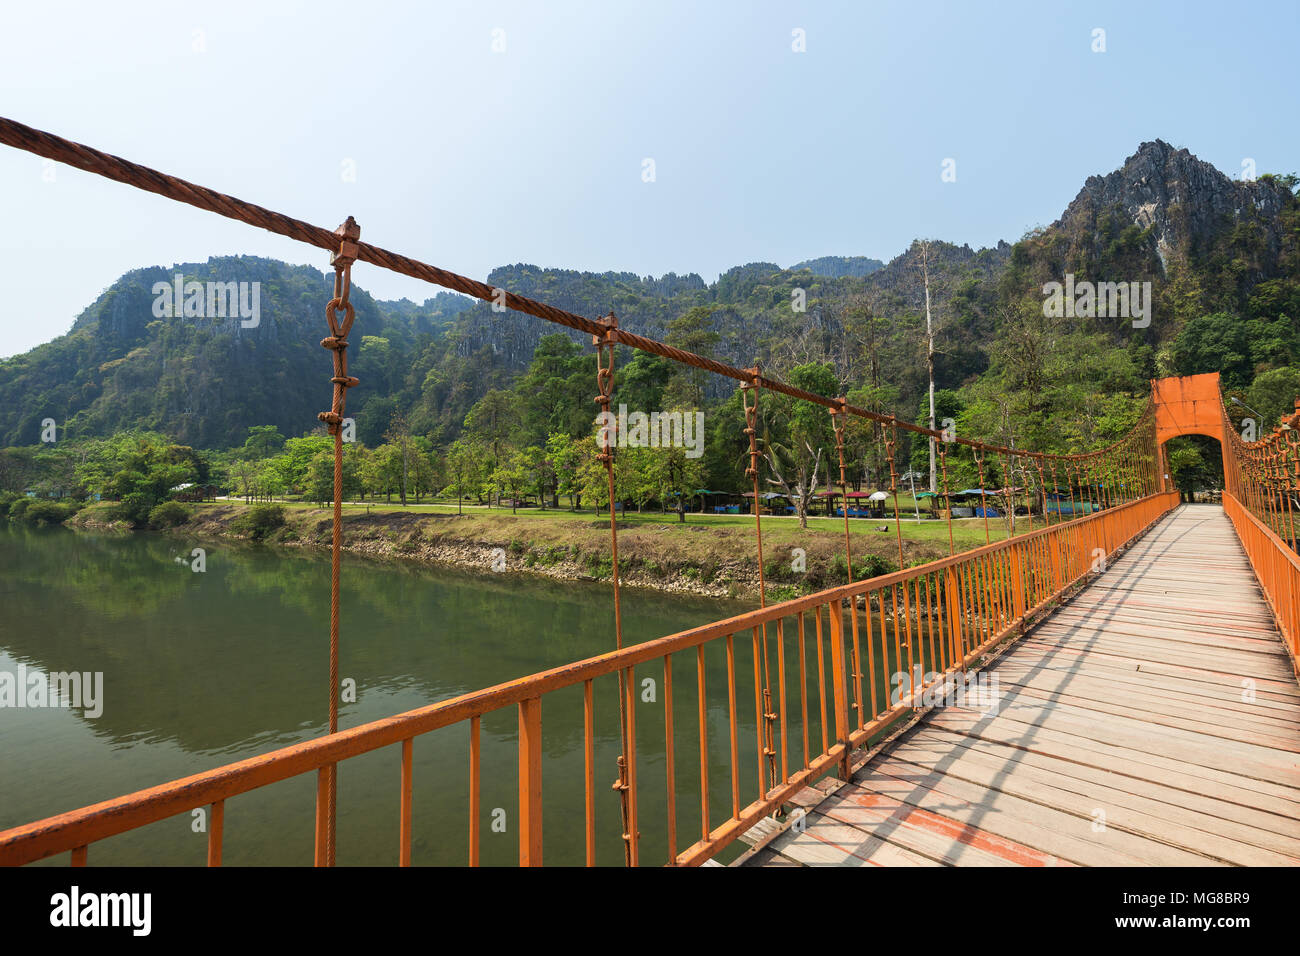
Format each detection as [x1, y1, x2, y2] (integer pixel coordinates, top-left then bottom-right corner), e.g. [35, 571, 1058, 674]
[1, 0, 1297, 357]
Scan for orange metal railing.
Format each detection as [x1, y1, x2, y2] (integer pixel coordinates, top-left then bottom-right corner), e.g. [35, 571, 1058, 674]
[0, 490, 1179, 868]
[1223, 492, 1300, 674]
[1218, 387, 1298, 673]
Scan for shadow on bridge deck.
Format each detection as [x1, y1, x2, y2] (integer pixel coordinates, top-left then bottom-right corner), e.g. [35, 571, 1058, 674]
[742, 504, 1300, 867]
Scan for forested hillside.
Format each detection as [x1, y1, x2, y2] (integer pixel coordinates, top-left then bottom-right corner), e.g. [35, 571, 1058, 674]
[1, 140, 1297, 507]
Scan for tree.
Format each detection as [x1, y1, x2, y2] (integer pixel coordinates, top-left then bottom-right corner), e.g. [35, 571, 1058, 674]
[265, 436, 333, 497]
[306, 445, 363, 504]
[444, 437, 486, 515]
[464, 389, 521, 473]
[578, 437, 628, 516]
[649, 444, 704, 522]
[230, 459, 259, 503]
[384, 410, 414, 505]
[616, 351, 674, 414]
[664, 306, 721, 407]
[491, 453, 528, 514]
[546, 432, 584, 510]
[913, 240, 947, 493]
[370, 444, 404, 502]
[618, 446, 657, 514]
[1246, 366, 1300, 431]
[514, 335, 595, 444]
[1165, 436, 1218, 502]
[241, 425, 285, 460]
[1171, 312, 1255, 390]
[403, 436, 441, 503]
[843, 294, 897, 487]
[910, 390, 964, 476]
[520, 445, 554, 510]
[73, 433, 205, 526]
[761, 363, 838, 529]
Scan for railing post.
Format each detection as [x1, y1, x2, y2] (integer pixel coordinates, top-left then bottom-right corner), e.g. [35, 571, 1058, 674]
[1048, 529, 1063, 596]
[945, 566, 964, 669]
[518, 697, 543, 866]
[207, 800, 224, 867]
[827, 602, 852, 779]
[313, 767, 329, 867]
[399, 738, 413, 867]
[1009, 545, 1026, 626]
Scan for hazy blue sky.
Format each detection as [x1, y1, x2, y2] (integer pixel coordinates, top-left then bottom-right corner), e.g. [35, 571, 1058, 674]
[2, 0, 1296, 355]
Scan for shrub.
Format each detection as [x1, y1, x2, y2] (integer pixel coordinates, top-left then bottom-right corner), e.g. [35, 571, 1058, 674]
[0, 492, 19, 518]
[833, 553, 894, 583]
[148, 500, 193, 528]
[767, 584, 802, 602]
[7, 497, 32, 521]
[233, 504, 286, 541]
[15, 499, 78, 526]
[582, 552, 613, 578]
[112, 493, 160, 528]
[764, 556, 802, 583]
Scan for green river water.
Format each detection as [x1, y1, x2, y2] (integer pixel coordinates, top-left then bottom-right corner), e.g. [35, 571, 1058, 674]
[0, 522, 784, 866]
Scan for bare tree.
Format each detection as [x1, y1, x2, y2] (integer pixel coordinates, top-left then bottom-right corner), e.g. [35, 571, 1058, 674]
[764, 439, 823, 530]
[914, 240, 945, 493]
[767, 311, 850, 385]
[842, 292, 895, 486]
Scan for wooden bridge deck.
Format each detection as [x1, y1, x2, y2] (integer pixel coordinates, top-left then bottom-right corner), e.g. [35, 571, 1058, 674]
[742, 504, 1300, 867]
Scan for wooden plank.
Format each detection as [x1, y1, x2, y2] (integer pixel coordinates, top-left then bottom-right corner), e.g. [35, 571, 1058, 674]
[989, 659, 1300, 715]
[993, 639, 1300, 699]
[988, 665, 1300, 733]
[929, 708, 1300, 812]
[737, 815, 782, 847]
[761, 817, 942, 867]
[945, 696, 1300, 786]
[843, 772, 1211, 866]
[736, 846, 801, 867]
[986, 679, 1300, 751]
[1018, 631, 1297, 680]
[815, 789, 1075, 866]
[910, 727, 1300, 839]
[884, 739, 1300, 864]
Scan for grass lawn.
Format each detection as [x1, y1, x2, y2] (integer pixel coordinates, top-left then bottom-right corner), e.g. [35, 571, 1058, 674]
[208, 496, 1043, 554]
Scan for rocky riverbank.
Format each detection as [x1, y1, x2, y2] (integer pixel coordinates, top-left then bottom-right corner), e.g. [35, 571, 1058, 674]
[66, 502, 953, 600]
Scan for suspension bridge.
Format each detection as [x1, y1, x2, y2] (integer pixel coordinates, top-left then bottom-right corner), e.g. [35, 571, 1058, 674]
[0, 117, 1296, 867]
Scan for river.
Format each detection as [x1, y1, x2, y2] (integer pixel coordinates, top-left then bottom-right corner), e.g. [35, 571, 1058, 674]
[0, 523, 769, 866]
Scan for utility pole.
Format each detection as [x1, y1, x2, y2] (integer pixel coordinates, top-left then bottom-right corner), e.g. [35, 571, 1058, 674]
[1008, 436, 1017, 535]
[919, 241, 938, 494]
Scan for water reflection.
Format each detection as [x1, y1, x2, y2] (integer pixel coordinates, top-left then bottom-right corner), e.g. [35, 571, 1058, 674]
[0, 523, 750, 865]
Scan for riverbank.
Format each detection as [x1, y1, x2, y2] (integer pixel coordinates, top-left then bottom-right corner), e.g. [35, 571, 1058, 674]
[68, 499, 1023, 599]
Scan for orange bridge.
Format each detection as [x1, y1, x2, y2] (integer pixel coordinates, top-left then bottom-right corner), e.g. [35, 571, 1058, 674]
[0, 117, 1296, 867]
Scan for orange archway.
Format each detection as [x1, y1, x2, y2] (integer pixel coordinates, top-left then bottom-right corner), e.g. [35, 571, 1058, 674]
[1151, 372, 1229, 493]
